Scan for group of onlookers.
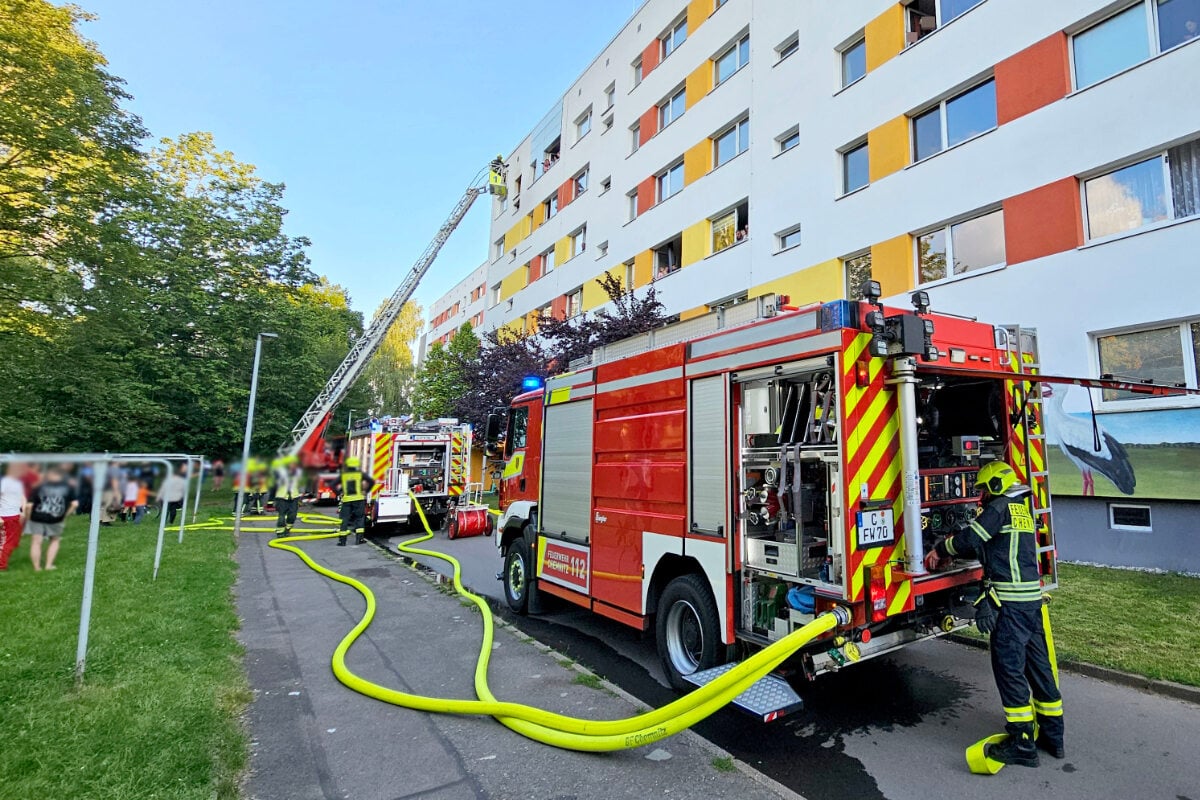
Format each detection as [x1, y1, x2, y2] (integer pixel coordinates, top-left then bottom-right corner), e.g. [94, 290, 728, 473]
[0, 461, 190, 573]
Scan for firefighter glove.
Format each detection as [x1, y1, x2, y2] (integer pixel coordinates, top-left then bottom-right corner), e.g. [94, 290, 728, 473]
[973, 587, 1000, 634]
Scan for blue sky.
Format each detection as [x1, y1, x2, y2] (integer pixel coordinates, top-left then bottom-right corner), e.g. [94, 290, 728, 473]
[79, 1, 643, 319]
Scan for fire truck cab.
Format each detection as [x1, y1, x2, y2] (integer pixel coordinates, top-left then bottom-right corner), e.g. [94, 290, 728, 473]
[492, 289, 1055, 714]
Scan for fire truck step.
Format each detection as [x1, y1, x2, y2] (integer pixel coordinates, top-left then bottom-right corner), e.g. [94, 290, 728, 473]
[682, 662, 803, 722]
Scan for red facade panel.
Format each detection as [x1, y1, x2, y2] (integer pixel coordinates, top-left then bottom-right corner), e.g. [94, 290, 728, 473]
[641, 39, 660, 77]
[550, 295, 567, 320]
[995, 32, 1071, 126]
[529, 254, 544, 282]
[638, 106, 658, 147]
[1002, 177, 1083, 265]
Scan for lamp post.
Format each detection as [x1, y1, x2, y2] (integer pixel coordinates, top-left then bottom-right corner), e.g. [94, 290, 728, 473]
[346, 408, 357, 433]
[234, 332, 278, 536]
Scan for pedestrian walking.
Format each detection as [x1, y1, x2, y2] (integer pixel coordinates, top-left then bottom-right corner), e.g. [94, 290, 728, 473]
[25, 466, 78, 571]
[212, 458, 226, 491]
[926, 460, 1064, 767]
[336, 457, 373, 546]
[0, 463, 29, 571]
[157, 466, 188, 525]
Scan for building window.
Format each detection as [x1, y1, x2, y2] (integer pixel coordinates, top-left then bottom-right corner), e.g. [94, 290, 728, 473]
[714, 117, 750, 167]
[603, 113, 614, 133]
[840, 35, 867, 86]
[1084, 138, 1200, 240]
[1095, 319, 1200, 401]
[493, 238, 505, 260]
[600, 176, 611, 194]
[597, 240, 609, 258]
[912, 78, 996, 162]
[777, 32, 800, 61]
[544, 194, 558, 220]
[906, 0, 984, 45]
[844, 252, 873, 298]
[631, 123, 641, 154]
[627, 190, 639, 221]
[633, 57, 644, 86]
[1109, 504, 1153, 530]
[777, 126, 800, 154]
[658, 160, 685, 201]
[489, 284, 501, 306]
[574, 167, 589, 196]
[1073, 1, 1200, 89]
[776, 224, 802, 251]
[842, 141, 869, 194]
[659, 86, 686, 128]
[566, 288, 583, 318]
[716, 0, 730, 8]
[624, 259, 635, 289]
[654, 234, 683, 277]
[570, 226, 587, 258]
[917, 208, 1006, 284]
[715, 35, 750, 85]
[713, 202, 749, 252]
[542, 246, 556, 273]
[604, 83, 616, 110]
[662, 17, 688, 58]
[576, 109, 592, 141]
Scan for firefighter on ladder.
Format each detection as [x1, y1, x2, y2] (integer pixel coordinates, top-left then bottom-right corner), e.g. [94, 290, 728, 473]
[336, 457, 373, 546]
[273, 455, 303, 537]
[926, 460, 1065, 768]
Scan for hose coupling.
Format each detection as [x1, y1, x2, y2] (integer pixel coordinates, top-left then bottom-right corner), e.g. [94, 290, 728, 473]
[829, 605, 853, 627]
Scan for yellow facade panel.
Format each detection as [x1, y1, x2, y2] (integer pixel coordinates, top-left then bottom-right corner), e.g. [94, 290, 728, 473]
[868, 115, 909, 182]
[679, 305, 710, 322]
[683, 139, 712, 186]
[681, 219, 710, 267]
[686, 0, 710, 36]
[498, 265, 528, 301]
[554, 236, 572, 268]
[582, 267, 622, 311]
[685, 62, 713, 109]
[865, 4, 905, 72]
[634, 250, 654, 288]
[871, 234, 915, 295]
[750, 259, 842, 308]
[533, 202, 546, 228]
[503, 221, 522, 253]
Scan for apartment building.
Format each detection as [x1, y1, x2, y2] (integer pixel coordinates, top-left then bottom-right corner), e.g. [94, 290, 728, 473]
[425, 261, 489, 351]
[481, 0, 1200, 571]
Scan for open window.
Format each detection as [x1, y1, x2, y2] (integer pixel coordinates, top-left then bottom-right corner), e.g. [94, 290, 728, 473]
[712, 201, 749, 253]
[654, 234, 683, 278]
[540, 136, 561, 174]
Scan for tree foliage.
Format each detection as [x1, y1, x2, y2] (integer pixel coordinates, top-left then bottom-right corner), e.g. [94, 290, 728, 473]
[0, 4, 372, 458]
[360, 300, 423, 415]
[413, 324, 480, 421]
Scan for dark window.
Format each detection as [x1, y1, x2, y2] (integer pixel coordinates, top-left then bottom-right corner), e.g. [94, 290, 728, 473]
[505, 406, 529, 457]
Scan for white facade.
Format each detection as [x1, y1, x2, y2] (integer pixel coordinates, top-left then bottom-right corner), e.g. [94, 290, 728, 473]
[476, 0, 1200, 566]
[425, 261, 489, 350]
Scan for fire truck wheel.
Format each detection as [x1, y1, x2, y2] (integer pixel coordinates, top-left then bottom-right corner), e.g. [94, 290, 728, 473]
[503, 538, 533, 614]
[656, 574, 723, 692]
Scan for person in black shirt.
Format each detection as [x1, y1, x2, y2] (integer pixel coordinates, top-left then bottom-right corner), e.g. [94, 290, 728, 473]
[25, 467, 78, 571]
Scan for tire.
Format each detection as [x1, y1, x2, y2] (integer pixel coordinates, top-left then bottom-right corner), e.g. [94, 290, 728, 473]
[656, 574, 724, 692]
[503, 537, 533, 614]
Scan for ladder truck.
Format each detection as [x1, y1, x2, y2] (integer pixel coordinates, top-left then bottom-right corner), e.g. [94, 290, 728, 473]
[281, 158, 507, 468]
[487, 283, 1196, 721]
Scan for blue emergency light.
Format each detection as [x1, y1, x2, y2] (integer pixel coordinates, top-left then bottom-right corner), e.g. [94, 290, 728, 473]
[522, 375, 544, 391]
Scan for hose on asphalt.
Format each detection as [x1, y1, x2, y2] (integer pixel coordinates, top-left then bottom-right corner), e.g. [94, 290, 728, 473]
[235, 497, 847, 751]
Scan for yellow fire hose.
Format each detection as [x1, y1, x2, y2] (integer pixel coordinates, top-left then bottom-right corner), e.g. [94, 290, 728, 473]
[192, 501, 849, 751]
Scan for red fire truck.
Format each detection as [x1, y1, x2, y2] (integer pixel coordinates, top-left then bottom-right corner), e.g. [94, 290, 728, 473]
[489, 286, 1185, 720]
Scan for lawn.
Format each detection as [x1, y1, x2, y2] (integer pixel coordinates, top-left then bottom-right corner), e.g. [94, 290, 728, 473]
[1047, 563, 1200, 687]
[0, 489, 249, 800]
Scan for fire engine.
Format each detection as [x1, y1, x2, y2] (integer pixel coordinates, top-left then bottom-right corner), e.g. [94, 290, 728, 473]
[490, 284, 1188, 720]
[346, 416, 473, 530]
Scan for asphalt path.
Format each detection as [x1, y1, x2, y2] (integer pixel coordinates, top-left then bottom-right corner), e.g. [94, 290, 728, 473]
[374, 528, 1200, 800]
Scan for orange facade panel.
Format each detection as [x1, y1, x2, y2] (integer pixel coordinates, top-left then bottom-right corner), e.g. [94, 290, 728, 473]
[557, 179, 574, 210]
[1003, 177, 1082, 265]
[550, 295, 567, 320]
[639, 106, 658, 146]
[529, 254, 544, 282]
[636, 176, 656, 216]
[995, 32, 1071, 125]
[641, 39, 660, 77]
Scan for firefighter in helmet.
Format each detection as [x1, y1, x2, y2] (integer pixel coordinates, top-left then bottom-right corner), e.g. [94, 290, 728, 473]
[925, 460, 1064, 767]
[336, 456, 373, 546]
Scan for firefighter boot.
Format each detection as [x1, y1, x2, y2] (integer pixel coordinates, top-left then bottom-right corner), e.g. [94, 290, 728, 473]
[355, 533, 365, 545]
[337, 535, 347, 546]
[1036, 735, 1065, 760]
[985, 731, 1039, 768]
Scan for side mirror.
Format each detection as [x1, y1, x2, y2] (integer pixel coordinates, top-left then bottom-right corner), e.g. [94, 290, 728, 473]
[485, 413, 503, 444]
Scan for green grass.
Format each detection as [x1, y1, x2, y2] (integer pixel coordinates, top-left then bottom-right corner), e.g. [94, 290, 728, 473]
[0, 489, 249, 800]
[959, 564, 1200, 686]
[1048, 445, 1200, 500]
[572, 673, 603, 690]
[711, 756, 736, 773]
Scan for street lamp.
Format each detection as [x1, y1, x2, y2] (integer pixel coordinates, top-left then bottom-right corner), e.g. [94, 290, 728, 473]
[234, 332, 278, 536]
[346, 408, 357, 433]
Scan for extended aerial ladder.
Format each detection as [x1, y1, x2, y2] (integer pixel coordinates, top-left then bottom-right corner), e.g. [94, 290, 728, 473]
[282, 158, 507, 459]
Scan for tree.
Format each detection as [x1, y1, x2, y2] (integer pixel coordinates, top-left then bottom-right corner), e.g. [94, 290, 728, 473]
[537, 273, 666, 371]
[360, 300, 423, 415]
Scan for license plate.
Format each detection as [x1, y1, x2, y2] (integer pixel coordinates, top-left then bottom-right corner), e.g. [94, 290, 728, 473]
[857, 509, 895, 548]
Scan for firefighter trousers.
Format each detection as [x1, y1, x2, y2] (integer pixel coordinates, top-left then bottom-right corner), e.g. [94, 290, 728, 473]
[275, 497, 299, 531]
[339, 500, 366, 533]
[990, 601, 1064, 745]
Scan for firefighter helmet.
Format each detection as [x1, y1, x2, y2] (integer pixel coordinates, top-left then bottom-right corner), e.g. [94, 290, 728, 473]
[977, 461, 1018, 496]
[344, 456, 361, 469]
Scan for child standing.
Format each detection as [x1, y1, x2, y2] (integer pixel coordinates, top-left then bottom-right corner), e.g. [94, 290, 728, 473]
[26, 466, 78, 571]
[0, 463, 28, 570]
[123, 477, 139, 522]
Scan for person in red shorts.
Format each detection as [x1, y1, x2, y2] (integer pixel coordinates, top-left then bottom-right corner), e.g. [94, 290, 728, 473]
[1, 463, 29, 571]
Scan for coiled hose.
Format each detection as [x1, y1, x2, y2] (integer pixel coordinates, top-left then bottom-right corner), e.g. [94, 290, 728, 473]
[253, 496, 848, 752]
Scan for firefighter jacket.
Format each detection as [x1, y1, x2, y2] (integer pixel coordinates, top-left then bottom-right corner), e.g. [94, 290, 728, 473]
[276, 468, 304, 500]
[935, 487, 1042, 605]
[338, 470, 372, 503]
